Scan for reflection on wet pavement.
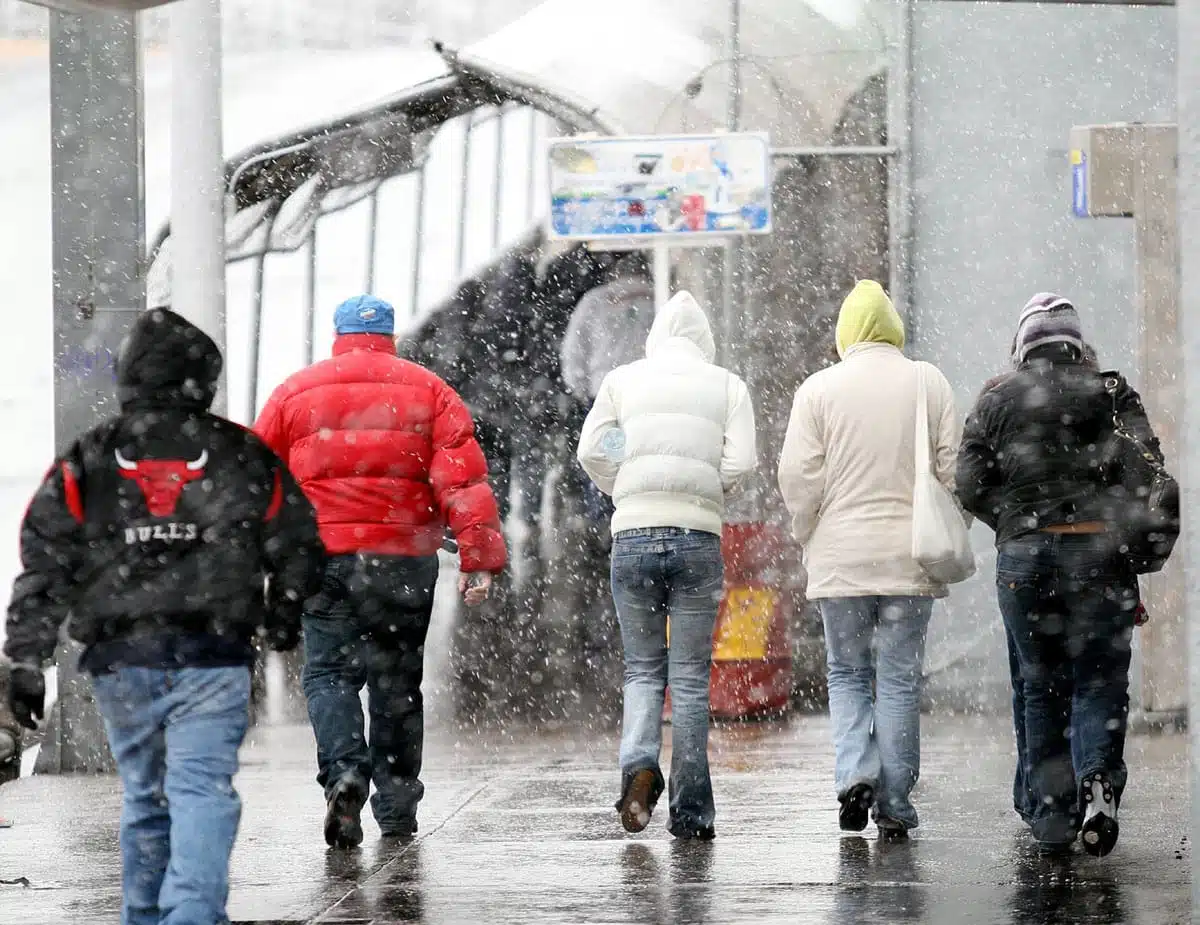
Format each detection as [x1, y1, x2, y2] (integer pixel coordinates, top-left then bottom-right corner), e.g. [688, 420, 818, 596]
[0, 715, 1189, 924]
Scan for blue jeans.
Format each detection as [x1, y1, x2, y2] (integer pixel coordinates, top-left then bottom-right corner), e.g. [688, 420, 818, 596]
[301, 553, 438, 831]
[1006, 626, 1035, 823]
[818, 596, 933, 829]
[611, 527, 723, 836]
[91, 666, 251, 925]
[996, 533, 1136, 843]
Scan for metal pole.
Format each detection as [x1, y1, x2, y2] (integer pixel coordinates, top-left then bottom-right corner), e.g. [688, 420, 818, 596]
[653, 241, 671, 313]
[727, 0, 741, 131]
[365, 187, 380, 294]
[886, 0, 915, 328]
[410, 167, 427, 318]
[170, 0, 227, 414]
[1177, 0, 1200, 906]
[247, 249, 268, 423]
[43, 8, 146, 774]
[720, 0, 743, 366]
[528, 109, 539, 224]
[455, 113, 474, 278]
[303, 227, 317, 366]
[493, 107, 505, 251]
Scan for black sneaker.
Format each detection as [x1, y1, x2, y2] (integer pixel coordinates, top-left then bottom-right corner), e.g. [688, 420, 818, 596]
[380, 819, 418, 839]
[668, 820, 716, 840]
[1080, 774, 1119, 858]
[838, 783, 874, 832]
[876, 816, 909, 842]
[324, 777, 367, 849]
[616, 769, 663, 834]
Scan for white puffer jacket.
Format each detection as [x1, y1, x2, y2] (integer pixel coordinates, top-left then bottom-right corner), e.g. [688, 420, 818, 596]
[577, 291, 758, 536]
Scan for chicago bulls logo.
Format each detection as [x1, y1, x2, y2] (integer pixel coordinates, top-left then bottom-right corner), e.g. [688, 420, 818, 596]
[115, 449, 207, 517]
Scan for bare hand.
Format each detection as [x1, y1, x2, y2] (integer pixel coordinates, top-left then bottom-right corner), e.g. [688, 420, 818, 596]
[458, 572, 493, 606]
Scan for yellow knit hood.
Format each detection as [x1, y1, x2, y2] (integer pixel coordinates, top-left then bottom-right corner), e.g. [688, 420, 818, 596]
[835, 280, 905, 358]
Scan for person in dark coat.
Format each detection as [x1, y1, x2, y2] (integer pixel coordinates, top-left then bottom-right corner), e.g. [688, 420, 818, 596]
[982, 341, 1152, 829]
[957, 295, 1164, 857]
[3, 307, 323, 925]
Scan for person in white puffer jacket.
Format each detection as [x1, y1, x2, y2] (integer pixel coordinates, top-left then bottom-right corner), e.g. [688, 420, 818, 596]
[577, 289, 757, 841]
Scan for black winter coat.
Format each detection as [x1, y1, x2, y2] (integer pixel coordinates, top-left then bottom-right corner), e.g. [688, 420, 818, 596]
[3, 309, 325, 674]
[956, 345, 1163, 545]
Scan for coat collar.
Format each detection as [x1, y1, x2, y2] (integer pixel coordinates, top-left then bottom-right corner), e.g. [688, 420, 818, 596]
[332, 333, 397, 357]
[841, 341, 903, 361]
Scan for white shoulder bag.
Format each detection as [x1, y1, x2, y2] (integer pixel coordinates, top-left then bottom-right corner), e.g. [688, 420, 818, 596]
[911, 362, 975, 584]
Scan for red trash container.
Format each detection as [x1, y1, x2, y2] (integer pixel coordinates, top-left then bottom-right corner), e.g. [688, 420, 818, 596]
[665, 522, 794, 720]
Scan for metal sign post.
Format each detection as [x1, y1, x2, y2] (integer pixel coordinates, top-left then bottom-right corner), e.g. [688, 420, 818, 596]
[37, 6, 147, 773]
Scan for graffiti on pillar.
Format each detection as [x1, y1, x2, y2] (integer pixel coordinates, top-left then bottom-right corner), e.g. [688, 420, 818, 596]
[56, 346, 119, 382]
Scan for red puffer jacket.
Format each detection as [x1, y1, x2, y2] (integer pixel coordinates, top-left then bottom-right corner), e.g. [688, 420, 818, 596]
[253, 334, 507, 572]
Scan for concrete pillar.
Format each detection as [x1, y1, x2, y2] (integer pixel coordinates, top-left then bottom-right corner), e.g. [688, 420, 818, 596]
[1068, 122, 1184, 716]
[169, 0, 227, 413]
[1133, 126, 1184, 715]
[1176, 0, 1200, 907]
[39, 9, 145, 773]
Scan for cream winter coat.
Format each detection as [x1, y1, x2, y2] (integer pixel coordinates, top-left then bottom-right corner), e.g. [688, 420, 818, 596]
[778, 342, 960, 599]
[577, 291, 758, 536]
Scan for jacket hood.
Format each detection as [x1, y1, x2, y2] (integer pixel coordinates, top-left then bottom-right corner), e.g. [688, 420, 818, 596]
[116, 308, 222, 411]
[835, 280, 905, 358]
[645, 291, 716, 362]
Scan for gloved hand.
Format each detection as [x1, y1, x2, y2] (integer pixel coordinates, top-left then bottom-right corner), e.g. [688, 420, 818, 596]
[9, 663, 45, 731]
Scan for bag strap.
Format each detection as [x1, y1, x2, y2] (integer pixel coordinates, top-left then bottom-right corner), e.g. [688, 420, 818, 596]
[914, 361, 932, 475]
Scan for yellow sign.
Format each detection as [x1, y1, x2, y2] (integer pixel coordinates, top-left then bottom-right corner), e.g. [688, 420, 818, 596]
[714, 588, 779, 661]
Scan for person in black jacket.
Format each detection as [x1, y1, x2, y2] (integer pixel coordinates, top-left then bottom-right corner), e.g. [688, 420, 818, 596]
[3, 308, 324, 925]
[979, 342, 1151, 833]
[957, 294, 1162, 858]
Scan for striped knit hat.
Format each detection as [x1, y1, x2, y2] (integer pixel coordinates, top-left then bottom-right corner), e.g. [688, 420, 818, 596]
[1012, 293, 1083, 364]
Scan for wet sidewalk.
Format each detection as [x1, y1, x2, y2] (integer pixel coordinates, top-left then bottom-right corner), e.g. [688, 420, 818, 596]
[0, 714, 1190, 925]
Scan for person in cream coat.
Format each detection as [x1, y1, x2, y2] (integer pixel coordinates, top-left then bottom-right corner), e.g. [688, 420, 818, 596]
[577, 290, 757, 841]
[777, 280, 959, 839]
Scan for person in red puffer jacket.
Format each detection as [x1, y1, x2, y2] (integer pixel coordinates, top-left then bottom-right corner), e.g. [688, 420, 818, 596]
[254, 294, 506, 848]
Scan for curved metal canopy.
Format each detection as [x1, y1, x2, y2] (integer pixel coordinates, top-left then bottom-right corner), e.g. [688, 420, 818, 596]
[146, 47, 613, 302]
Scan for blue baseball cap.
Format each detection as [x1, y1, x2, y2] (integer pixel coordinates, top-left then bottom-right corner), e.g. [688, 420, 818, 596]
[333, 295, 395, 335]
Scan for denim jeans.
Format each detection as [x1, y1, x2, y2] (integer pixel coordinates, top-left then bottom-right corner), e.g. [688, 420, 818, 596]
[91, 666, 251, 925]
[611, 527, 723, 836]
[1006, 626, 1035, 823]
[996, 532, 1136, 843]
[818, 596, 933, 829]
[301, 553, 438, 832]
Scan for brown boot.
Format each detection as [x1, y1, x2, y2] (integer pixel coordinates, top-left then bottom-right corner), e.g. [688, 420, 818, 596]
[617, 769, 662, 833]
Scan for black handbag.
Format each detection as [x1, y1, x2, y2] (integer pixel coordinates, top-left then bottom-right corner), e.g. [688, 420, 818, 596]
[1102, 376, 1180, 574]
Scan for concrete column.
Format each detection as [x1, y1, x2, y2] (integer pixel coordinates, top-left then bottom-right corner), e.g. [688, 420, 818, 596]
[40, 9, 146, 774]
[169, 0, 227, 413]
[1176, 0, 1200, 907]
[1134, 126, 1184, 715]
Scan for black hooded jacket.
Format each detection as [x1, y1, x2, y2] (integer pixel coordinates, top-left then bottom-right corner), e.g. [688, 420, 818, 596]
[956, 344, 1163, 545]
[3, 309, 325, 674]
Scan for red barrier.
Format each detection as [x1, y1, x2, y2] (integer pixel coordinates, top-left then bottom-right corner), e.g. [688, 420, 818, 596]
[665, 522, 794, 720]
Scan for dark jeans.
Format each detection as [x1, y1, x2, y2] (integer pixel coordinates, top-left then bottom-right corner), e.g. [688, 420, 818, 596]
[996, 533, 1137, 843]
[301, 553, 438, 832]
[611, 527, 723, 837]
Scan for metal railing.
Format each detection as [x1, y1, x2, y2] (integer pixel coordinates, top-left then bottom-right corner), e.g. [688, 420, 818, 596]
[235, 103, 551, 420]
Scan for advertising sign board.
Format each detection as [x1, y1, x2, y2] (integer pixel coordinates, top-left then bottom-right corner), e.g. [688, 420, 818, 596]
[547, 133, 772, 241]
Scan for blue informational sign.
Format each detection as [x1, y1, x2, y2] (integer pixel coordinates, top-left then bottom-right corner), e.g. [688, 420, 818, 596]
[1071, 149, 1089, 218]
[546, 133, 772, 240]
